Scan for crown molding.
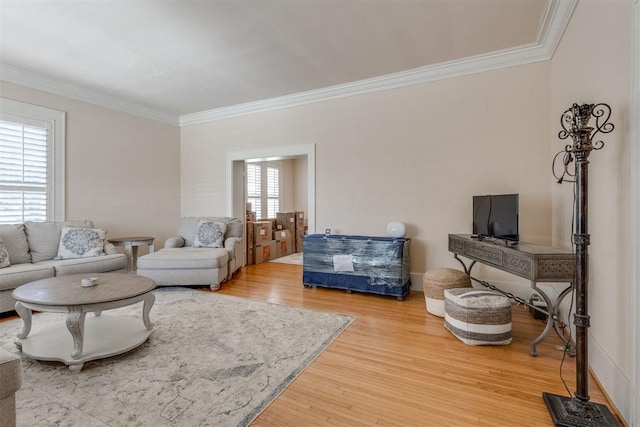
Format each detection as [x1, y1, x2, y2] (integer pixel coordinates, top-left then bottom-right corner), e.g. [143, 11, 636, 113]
[0, 65, 179, 125]
[180, 0, 577, 126]
[0, 0, 576, 128]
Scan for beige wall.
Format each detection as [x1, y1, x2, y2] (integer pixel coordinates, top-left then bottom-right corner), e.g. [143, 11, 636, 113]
[550, 0, 633, 422]
[293, 156, 308, 213]
[0, 82, 181, 250]
[181, 62, 552, 277]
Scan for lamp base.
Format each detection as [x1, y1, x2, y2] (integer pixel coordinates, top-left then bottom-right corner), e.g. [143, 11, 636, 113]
[543, 393, 620, 427]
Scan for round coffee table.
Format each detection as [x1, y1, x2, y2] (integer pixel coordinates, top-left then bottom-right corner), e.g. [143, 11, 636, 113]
[12, 273, 156, 372]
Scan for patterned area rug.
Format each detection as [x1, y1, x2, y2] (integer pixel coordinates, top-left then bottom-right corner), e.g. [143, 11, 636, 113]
[0, 288, 354, 426]
[269, 252, 303, 265]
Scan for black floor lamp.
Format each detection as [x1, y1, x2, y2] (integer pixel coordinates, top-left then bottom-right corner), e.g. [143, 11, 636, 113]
[543, 103, 619, 426]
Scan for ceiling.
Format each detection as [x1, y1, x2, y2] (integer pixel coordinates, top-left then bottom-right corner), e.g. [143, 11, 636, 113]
[0, 0, 570, 124]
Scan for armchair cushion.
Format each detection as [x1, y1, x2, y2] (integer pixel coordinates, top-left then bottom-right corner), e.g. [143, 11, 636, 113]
[193, 220, 226, 248]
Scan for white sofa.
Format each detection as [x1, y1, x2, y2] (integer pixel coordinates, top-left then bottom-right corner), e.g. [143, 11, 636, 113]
[136, 217, 243, 290]
[0, 220, 128, 314]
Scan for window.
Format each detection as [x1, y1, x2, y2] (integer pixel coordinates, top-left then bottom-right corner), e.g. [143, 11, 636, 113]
[246, 162, 280, 219]
[0, 99, 65, 224]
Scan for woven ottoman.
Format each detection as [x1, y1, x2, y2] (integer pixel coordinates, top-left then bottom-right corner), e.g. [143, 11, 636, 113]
[444, 288, 512, 346]
[422, 268, 472, 317]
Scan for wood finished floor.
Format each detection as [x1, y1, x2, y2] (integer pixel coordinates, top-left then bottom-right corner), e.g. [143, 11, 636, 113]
[221, 262, 620, 426]
[1, 262, 622, 426]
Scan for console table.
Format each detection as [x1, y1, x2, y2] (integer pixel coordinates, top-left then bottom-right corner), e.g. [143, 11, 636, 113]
[448, 234, 575, 356]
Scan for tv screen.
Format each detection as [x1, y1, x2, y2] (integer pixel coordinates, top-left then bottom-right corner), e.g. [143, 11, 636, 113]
[473, 194, 519, 242]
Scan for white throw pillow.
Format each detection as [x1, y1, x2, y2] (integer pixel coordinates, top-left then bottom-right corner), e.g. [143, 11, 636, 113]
[193, 220, 227, 248]
[55, 227, 106, 260]
[0, 238, 10, 268]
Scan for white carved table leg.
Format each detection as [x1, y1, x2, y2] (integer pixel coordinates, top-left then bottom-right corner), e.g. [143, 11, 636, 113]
[66, 307, 86, 359]
[124, 242, 133, 272]
[142, 292, 155, 330]
[15, 301, 32, 340]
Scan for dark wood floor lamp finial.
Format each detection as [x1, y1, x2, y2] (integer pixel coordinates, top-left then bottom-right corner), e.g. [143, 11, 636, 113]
[544, 103, 620, 426]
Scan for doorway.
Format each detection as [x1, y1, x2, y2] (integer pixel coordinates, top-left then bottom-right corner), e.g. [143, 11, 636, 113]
[226, 144, 316, 264]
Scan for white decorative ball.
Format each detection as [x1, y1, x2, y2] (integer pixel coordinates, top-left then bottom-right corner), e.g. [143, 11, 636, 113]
[386, 222, 406, 238]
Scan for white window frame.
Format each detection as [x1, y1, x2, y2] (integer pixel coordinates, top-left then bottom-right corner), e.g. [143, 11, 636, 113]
[0, 98, 66, 222]
[245, 161, 281, 220]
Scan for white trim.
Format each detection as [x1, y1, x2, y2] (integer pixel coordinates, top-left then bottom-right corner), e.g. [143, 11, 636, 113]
[226, 144, 316, 234]
[0, 65, 178, 126]
[631, 1, 640, 425]
[180, 0, 577, 126]
[0, 97, 65, 221]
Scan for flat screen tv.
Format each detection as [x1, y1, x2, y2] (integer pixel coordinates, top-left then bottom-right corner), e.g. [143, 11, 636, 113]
[472, 194, 519, 243]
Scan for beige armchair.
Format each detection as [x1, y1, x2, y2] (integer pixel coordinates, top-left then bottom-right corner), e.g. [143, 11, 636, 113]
[137, 217, 243, 290]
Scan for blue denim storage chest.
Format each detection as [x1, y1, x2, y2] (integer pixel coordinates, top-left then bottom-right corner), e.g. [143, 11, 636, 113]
[302, 234, 411, 300]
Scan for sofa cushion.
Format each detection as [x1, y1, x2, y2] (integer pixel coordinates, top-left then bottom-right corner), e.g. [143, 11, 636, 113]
[38, 253, 127, 276]
[0, 263, 54, 291]
[193, 220, 226, 248]
[55, 227, 106, 260]
[0, 224, 31, 265]
[0, 239, 10, 268]
[25, 220, 94, 263]
[137, 248, 228, 270]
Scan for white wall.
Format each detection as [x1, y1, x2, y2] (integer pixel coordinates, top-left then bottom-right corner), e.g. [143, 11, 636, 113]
[550, 0, 634, 423]
[181, 62, 552, 279]
[0, 82, 181, 249]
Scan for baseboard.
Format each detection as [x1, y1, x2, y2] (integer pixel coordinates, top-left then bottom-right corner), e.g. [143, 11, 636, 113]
[589, 332, 632, 425]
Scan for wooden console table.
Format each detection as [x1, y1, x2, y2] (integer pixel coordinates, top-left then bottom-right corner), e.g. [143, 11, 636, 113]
[448, 234, 575, 356]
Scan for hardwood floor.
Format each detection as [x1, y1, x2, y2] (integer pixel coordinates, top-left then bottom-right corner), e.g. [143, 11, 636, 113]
[219, 262, 621, 426]
[1, 262, 622, 426]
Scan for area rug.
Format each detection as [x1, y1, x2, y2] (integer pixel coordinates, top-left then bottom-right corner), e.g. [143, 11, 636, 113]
[0, 287, 354, 426]
[269, 252, 303, 265]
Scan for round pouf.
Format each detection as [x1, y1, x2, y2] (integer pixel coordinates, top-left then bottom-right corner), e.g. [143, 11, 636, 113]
[422, 268, 472, 317]
[444, 288, 512, 346]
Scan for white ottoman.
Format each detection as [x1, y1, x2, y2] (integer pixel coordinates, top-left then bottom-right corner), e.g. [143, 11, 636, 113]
[444, 288, 512, 346]
[137, 247, 229, 290]
[422, 268, 472, 317]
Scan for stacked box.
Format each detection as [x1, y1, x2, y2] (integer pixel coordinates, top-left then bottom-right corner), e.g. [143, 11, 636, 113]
[253, 221, 272, 243]
[273, 229, 293, 258]
[276, 212, 296, 231]
[295, 211, 306, 253]
[245, 221, 255, 265]
[255, 240, 276, 263]
[276, 211, 306, 253]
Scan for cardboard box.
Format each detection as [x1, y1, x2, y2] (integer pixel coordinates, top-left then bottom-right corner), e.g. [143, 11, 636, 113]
[295, 225, 307, 253]
[253, 221, 272, 243]
[254, 240, 276, 264]
[273, 229, 293, 257]
[276, 212, 296, 231]
[245, 221, 255, 265]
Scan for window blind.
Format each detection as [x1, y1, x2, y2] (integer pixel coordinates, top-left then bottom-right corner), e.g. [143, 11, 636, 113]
[0, 119, 49, 224]
[266, 166, 279, 218]
[246, 164, 262, 218]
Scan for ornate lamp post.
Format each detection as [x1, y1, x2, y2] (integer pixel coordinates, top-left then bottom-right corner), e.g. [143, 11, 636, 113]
[543, 103, 619, 426]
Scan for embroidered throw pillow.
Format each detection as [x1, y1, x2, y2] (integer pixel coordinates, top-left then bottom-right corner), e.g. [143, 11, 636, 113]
[193, 220, 226, 248]
[55, 227, 106, 260]
[0, 238, 10, 268]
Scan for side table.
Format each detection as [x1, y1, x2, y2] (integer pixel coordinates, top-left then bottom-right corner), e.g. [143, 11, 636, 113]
[108, 236, 155, 272]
